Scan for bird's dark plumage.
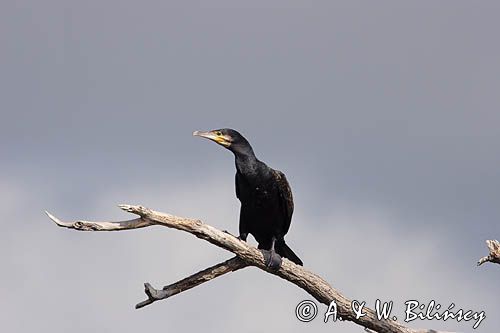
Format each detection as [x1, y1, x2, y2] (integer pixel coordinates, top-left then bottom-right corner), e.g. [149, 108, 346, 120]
[194, 128, 303, 268]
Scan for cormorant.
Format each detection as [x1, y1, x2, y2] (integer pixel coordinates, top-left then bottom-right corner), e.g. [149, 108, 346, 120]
[193, 128, 303, 269]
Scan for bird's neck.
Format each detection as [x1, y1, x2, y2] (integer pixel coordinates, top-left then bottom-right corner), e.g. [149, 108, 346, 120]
[234, 150, 259, 177]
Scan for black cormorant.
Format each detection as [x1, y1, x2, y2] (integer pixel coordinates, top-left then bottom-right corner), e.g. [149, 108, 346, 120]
[193, 128, 303, 269]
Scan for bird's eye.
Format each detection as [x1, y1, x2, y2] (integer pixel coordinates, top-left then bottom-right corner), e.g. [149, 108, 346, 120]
[215, 131, 222, 136]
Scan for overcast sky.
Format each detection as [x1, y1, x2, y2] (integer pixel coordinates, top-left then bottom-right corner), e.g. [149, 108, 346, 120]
[1, 1, 499, 332]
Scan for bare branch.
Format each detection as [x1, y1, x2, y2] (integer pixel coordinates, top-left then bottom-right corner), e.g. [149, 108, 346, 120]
[45, 210, 152, 231]
[477, 239, 500, 266]
[48, 205, 453, 333]
[136, 256, 247, 309]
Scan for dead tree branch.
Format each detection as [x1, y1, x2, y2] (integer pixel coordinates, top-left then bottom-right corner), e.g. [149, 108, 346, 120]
[46, 205, 452, 333]
[477, 240, 500, 266]
[136, 256, 247, 309]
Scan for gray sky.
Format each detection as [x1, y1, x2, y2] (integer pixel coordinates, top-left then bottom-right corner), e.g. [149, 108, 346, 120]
[1, 1, 499, 332]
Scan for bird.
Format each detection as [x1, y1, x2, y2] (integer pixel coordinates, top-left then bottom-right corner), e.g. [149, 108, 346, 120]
[193, 128, 303, 269]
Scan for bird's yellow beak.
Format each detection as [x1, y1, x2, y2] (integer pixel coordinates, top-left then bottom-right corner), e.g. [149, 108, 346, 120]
[193, 130, 231, 147]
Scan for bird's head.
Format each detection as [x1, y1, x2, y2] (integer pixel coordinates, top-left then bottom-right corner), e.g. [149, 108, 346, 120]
[193, 128, 253, 155]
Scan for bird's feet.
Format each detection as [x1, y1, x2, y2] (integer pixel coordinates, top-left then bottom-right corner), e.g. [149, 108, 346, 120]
[261, 249, 282, 270]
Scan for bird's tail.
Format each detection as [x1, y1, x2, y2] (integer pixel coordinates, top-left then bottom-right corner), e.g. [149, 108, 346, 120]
[276, 240, 303, 266]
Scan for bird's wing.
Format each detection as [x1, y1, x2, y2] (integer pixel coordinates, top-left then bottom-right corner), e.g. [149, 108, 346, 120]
[273, 169, 294, 234]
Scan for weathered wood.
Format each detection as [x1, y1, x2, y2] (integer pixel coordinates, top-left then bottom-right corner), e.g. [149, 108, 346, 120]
[46, 205, 454, 333]
[477, 240, 500, 266]
[136, 256, 247, 309]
